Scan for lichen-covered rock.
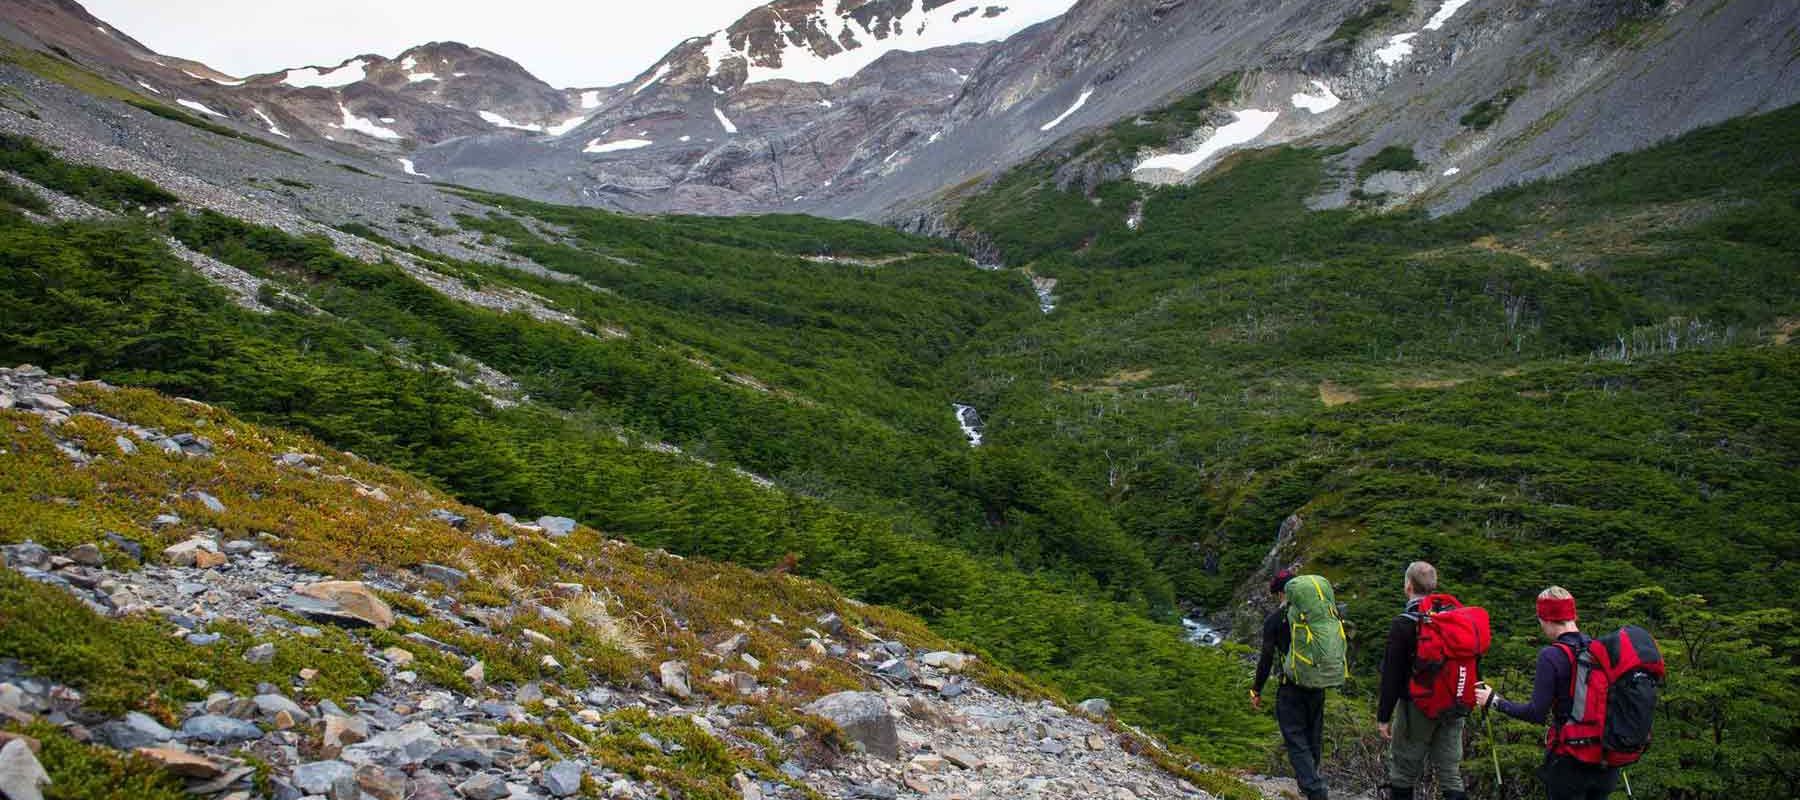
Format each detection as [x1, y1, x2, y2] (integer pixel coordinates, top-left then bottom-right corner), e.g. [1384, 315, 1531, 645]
[803, 691, 898, 760]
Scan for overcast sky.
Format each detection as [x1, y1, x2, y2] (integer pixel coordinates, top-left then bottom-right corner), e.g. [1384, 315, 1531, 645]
[82, 1, 776, 88]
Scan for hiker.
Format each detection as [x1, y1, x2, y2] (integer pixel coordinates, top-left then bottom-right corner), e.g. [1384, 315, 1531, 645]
[1378, 561, 1487, 800]
[1252, 569, 1347, 800]
[1476, 586, 1662, 800]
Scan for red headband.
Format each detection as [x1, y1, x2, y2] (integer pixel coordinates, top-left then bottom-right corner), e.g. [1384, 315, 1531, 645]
[1536, 596, 1577, 622]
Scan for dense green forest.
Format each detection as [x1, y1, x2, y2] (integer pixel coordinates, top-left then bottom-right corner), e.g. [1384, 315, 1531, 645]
[1, 81, 1797, 799]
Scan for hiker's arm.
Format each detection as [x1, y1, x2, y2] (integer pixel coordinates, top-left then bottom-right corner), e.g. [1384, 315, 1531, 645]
[1494, 647, 1560, 724]
[1375, 615, 1414, 723]
[1252, 612, 1280, 694]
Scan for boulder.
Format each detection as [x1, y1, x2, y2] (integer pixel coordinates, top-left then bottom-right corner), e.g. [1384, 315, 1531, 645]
[0, 739, 49, 800]
[66, 544, 103, 567]
[536, 516, 578, 537]
[133, 746, 224, 779]
[420, 563, 467, 587]
[253, 693, 309, 722]
[802, 691, 898, 760]
[187, 490, 226, 513]
[285, 581, 395, 629]
[920, 651, 967, 671]
[1075, 698, 1111, 719]
[97, 712, 174, 750]
[321, 715, 369, 757]
[1, 542, 51, 570]
[341, 722, 441, 766]
[356, 763, 408, 800]
[160, 537, 218, 567]
[455, 773, 509, 800]
[242, 643, 276, 664]
[179, 714, 263, 744]
[427, 509, 468, 530]
[292, 760, 354, 795]
[540, 760, 583, 797]
[659, 661, 691, 700]
[711, 633, 749, 657]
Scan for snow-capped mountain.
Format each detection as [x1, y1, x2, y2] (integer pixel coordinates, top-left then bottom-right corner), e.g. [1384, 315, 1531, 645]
[4, 0, 1797, 225]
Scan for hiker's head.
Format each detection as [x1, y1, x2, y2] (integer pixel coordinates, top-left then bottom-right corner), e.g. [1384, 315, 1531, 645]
[1404, 561, 1438, 600]
[1269, 569, 1296, 601]
[1536, 585, 1579, 638]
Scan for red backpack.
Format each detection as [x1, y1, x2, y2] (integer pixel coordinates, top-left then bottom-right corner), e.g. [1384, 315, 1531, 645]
[1407, 594, 1492, 719]
[1548, 625, 1665, 767]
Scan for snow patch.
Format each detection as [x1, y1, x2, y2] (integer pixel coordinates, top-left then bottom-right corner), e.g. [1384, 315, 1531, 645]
[405, 71, 438, 83]
[1443, 167, 1461, 176]
[584, 138, 653, 154]
[713, 106, 739, 134]
[337, 104, 402, 140]
[705, 0, 1075, 86]
[1133, 109, 1280, 175]
[818, 99, 834, 108]
[679, 135, 692, 142]
[1424, 0, 1475, 30]
[136, 80, 161, 95]
[398, 158, 429, 178]
[252, 108, 289, 138]
[546, 115, 588, 137]
[478, 111, 545, 133]
[1375, 33, 1418, 65]
[1040, 88, 1094, 132]
[282, 58, 368, 89]
[580, 90, 601, 109]
[633, 62, 672, 96]
[176, 99, 226, 118]
[1290, 80, 1341, 114]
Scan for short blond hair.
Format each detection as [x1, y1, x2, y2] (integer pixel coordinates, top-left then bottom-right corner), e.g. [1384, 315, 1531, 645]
[1406, 561, 1438, 594]
[1539, 585, 1573, 601]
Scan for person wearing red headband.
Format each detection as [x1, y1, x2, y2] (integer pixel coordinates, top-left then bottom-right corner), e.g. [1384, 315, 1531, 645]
[1475, 587, 1620, 799]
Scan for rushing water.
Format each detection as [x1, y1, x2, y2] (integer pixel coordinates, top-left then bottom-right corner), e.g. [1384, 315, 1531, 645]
[952, 403, 984, 447]
[1182, 616, 1223, 646]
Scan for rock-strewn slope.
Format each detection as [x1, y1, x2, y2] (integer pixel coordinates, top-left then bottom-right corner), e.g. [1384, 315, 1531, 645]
[0, 366, 1226, 800]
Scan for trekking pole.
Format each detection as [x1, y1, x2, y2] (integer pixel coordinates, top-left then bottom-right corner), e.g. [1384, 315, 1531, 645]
[1622, 769, 1634, 799]
[1483, 677, 1503, 790]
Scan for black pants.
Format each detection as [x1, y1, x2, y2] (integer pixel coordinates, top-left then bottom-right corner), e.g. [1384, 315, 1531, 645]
[1538, 755, 1619, 800]
[1276, 684, 1328, 797]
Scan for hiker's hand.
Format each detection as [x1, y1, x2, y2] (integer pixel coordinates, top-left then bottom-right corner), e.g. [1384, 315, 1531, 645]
[1378, 722, 1391, 740]
[1249, 691, 1262, 710]
[1475, 684, 1494, 707]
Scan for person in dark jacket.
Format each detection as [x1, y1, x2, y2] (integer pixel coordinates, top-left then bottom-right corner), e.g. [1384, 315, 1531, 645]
[1475, 586, 1621, 800]
[1377, 561, 1466, 800]
[1252, 569, 1330, 800]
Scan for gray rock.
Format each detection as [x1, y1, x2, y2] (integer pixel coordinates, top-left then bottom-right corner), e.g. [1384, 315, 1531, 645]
[455, 773, 509, 800]
[341, 722, 441, 766]
[1075, 698, 1111, 719]
[536, 516, 578, 537]
[850, 781, 898, 800]
[103, 533, 142, 562]
[658, 660, 691, 700]
[541, 760, 583, 797]
[254, 693, 309, 721]
[815, 612, 846, 636]
[877, 658, 914, 681]
[179, 714, 264, 744]
[243, 643, 277, 664]
[425, 746, 494, 770]
[1037, 737, 1067, 755]
[113, 435, 137, 455]
[1, 542, 50, 570]
[0, 739, 50, 800]
[188, 490, 225, 513]
[428, 509, 468, 529]
[515, 682, 544, 705]
[292, 760, 355, 795]
[355, 763, 408, 800]
[97, 711, 174, 750]
[185, 633, 222, 646]
[66, 544, 103, 567]
[420, 563, 467, 587]
[711, 633, 748, 657]
[802, 691, 898, 760]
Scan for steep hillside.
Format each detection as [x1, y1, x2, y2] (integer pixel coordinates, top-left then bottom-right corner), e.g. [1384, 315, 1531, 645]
[0, 365, 1252, 800]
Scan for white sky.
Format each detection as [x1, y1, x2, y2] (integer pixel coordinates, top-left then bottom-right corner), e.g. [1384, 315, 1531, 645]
[82, 1, 778, 88]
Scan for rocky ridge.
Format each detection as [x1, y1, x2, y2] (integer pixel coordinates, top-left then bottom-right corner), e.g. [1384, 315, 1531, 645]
[0, 366, 1230, 800]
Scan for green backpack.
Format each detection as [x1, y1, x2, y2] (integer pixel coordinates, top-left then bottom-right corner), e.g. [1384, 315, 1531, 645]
[1283, 574, 1349, 689]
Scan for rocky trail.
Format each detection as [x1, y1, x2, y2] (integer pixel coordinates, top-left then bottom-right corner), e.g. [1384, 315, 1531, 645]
[0, 366, 1226, 800]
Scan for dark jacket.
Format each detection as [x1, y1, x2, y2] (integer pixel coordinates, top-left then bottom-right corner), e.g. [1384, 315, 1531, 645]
[1495, 631, 1589, 725]
[1376, 597, 1424, 723]
[1254, 607, 1291, 694]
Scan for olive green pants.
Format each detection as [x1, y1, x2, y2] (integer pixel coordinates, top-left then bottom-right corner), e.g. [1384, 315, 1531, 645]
[1386, 701, 1465, 792]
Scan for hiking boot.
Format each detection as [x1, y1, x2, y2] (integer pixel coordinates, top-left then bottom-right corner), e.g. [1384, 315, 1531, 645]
[1305, 790, 1329, 800]
[1388, 788, 1415, 800]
